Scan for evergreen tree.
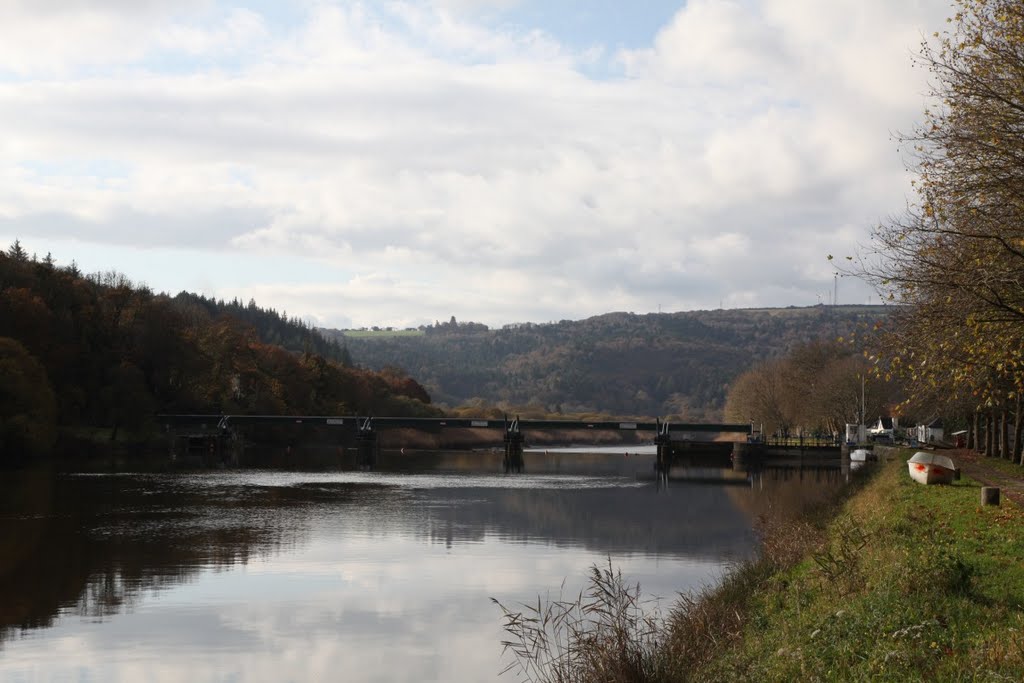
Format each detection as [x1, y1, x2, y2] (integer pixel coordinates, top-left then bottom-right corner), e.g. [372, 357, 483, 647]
[7, 240, 27, 261]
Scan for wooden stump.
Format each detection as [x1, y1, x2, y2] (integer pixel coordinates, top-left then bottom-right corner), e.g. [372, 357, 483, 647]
[981, 487, 1001, 506]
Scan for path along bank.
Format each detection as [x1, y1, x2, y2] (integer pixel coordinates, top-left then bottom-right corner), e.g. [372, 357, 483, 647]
[675, 448, 1024, 681]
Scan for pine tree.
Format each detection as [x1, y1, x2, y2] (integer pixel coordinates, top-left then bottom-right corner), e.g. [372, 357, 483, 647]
[8, 239, 28, 261]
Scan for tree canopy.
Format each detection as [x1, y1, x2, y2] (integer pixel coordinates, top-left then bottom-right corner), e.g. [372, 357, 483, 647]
[0, 245, 438, 460]
[856, 0, 1024, 417]
[723, 340, 900, 436]
[329, 307, 892, 420]
[846, 0, 1024, 459]
[0, 338, 56, 459]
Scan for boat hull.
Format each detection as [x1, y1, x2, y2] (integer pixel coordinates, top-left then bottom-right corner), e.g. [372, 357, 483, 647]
[907, 461, 955, 485]
[850, 448, 875, 462]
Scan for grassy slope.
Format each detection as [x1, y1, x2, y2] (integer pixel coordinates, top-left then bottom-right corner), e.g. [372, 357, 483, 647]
[699, 455, 1024, 681]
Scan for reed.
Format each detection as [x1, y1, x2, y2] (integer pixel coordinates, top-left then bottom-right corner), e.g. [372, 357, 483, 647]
[493, 560, 669, 683]
[497, 457, 1024, 679]
[493, 465, 875, 682]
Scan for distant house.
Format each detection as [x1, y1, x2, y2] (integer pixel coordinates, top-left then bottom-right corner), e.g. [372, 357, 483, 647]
[845, 423, 867, 444]
[917, 418, 944, 444]
[869, 416, 898, 441]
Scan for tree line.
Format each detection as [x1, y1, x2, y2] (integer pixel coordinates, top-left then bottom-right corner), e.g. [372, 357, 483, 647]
[172, 292, 354, 366]
[0, 243, 437, 461]
[723, 339, 903, 438]
[844, 0, 1024, 463]
[723, 2, 1024, 449]
[327, 306, 892, 420]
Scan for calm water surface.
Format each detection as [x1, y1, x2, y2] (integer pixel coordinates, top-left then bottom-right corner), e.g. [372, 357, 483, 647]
[0, 450, 848, 682]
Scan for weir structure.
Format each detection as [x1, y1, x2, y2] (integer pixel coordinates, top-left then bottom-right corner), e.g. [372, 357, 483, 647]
[158, 414, 840, 470]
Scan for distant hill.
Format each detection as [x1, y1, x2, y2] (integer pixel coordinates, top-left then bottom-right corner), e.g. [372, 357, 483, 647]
[0, 245, 436, 459]
[321, 306, 892, 420]
[172, 292, 353, 366]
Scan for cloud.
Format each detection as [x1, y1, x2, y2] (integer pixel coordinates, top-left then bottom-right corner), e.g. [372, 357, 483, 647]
[619, 0, 791, 84]
[156, 8, 271, 57]
[0, 0, 949, 325]
[429, 0, 524, 12]
[0, 0, 214, 76]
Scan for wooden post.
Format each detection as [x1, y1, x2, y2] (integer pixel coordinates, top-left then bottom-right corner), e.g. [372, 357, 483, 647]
[981, 487, 1000, 506]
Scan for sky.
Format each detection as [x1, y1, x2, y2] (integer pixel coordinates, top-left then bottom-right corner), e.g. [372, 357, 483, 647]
[0, 0, 951, 329]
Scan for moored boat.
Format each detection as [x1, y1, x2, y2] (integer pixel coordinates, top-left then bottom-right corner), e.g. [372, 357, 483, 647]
[850, 448, 875, 462]
[906, 451, 957, 485]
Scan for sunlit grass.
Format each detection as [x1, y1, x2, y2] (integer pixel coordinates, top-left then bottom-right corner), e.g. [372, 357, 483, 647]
[968, 453, 1024, 479]
[496, 456, 1024, 681]
[703, 456, 1024, 681]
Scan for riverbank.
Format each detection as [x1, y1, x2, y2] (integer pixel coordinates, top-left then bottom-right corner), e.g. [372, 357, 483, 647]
[683, 449, 1024, 681]
[951, 448, 1024, 508]
[497, 450, 1024, 681]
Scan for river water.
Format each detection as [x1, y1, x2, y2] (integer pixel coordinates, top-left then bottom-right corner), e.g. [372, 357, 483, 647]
[0, 450, 848, 682]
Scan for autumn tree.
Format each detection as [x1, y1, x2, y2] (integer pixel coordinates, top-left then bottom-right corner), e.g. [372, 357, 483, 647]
[0, 337, 57, 459]
[724, 358, 796, 436]
[854, 0, 1024, 457]
[724, 341, 890, 437]
[0, 242, 438, 451]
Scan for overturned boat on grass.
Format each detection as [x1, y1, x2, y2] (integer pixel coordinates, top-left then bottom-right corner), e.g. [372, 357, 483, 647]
[907, 451, 958, 485]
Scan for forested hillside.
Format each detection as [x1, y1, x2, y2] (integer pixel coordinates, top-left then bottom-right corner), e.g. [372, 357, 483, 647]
[172, 292, 353, 365]
[324, 306, 892, 420]
[0, 243, 436, 459]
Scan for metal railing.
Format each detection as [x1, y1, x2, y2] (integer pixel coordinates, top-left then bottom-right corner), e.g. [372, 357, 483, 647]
[760, 435, 842, 448]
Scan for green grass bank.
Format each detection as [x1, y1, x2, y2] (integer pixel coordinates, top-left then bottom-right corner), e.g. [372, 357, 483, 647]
[689, 453, 1024, 681]
[498, 454, 1024, 681]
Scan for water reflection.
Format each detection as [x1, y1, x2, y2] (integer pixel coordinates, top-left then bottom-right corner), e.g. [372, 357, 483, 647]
[0, 452, 852, 682]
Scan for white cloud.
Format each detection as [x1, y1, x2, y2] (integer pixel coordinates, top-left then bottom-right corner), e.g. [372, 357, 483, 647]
[0, 0, 951, 326]
[429, 0, 524, 12]
[157, 8, 271, 57]
[0, 0, 212, 76]
[619, 0, 791, 85]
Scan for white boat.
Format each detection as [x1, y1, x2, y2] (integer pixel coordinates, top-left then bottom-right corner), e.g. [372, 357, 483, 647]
[850, 448, 875, 462]
[907, 451, 957, 485]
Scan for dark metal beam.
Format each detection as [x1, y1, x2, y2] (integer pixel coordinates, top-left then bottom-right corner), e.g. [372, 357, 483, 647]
[158, 414, 752, 434]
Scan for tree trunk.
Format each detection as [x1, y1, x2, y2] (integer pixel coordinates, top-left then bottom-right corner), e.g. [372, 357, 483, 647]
[997, 411, 1003, 457]
[996, 410, 1003, 458]
[1001, 408, 1011, 460]
[977, 411, 985, 453]
[974, 411, 983, 454]
[985, 412, 994, 457]
[967, 413, 976, 450]
[1013, 395, 1024, 465]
